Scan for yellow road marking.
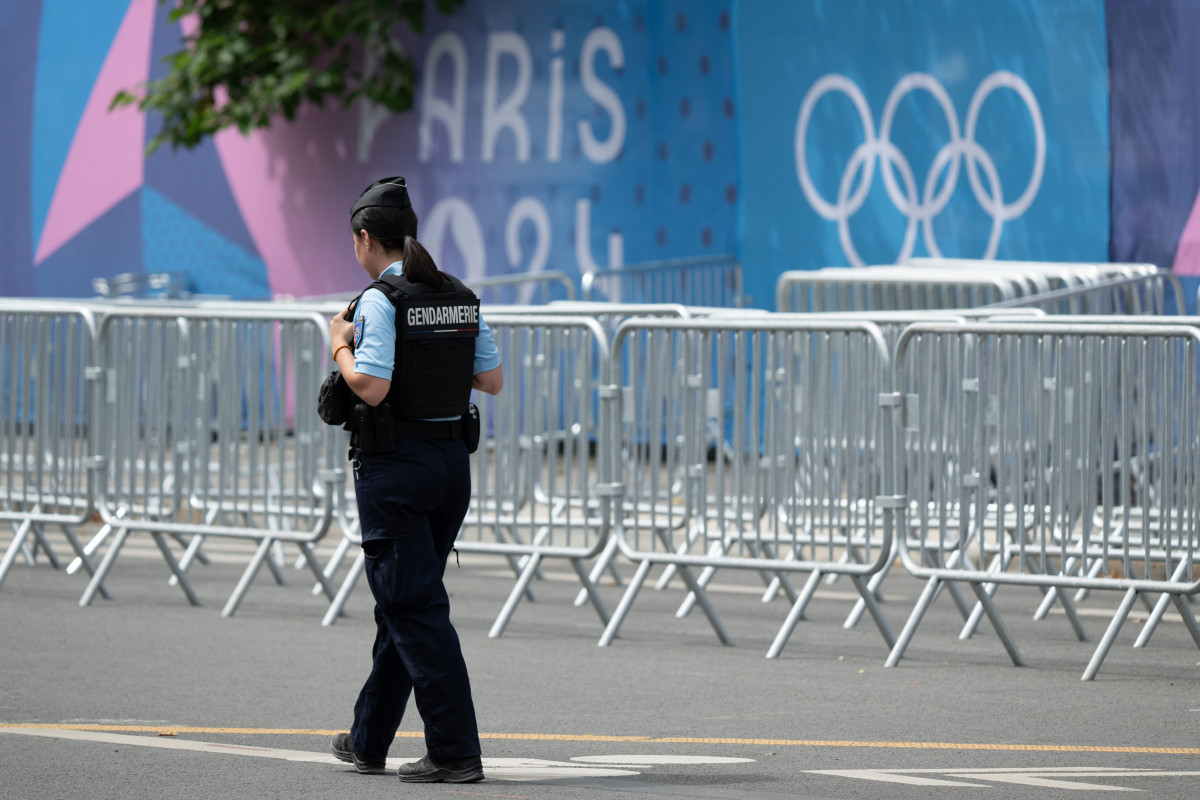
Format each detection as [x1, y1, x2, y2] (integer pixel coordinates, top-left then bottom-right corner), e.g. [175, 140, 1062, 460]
[1, 723, 1197, 755]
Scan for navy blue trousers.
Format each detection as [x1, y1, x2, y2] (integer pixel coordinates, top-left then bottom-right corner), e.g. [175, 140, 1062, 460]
[349, 438, 480, 763]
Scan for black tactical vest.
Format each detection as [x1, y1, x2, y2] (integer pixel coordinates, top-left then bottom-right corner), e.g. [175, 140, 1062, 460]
[369, 272, 480, 419]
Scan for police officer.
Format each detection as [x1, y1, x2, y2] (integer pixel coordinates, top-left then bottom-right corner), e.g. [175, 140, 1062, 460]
[327, 176, 502, 784]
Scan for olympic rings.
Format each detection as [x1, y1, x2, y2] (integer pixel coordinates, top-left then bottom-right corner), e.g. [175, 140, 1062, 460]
[795, 71, 1045, 267]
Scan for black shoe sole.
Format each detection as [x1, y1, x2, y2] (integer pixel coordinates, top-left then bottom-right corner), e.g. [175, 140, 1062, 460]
[398, 768, 484, 783]
[332, 746, 387, 774]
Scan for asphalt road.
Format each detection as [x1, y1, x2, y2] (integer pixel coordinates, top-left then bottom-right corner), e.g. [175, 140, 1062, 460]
[1, 530, 1198, 800]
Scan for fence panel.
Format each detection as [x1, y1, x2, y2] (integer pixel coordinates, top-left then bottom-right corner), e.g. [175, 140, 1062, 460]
[775, 268, 1019, 313]
[581, 255, 745, 308]
[80, 306, 344, 616]
[0, 302, 99, 590]
[887, 321, 1200, 679]
[600, 317, 899, 656]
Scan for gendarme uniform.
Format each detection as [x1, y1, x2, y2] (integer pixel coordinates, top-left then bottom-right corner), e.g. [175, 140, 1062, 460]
[346, 257, 499, 767]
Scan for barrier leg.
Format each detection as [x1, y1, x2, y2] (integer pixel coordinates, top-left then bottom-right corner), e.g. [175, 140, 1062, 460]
[297, 541, 334, 601]
[845, 555, 893, 630]
[960, 552, 1009, 640]
[0, 519, 34, 591]
[490, 523, 539, 601]
[60, 524, 111, 600]
[221, 538, 274, 617]
[675, 541, 726, 618]
[750, 541, 798, 605]
[852, 573, 896, 649]
[574, 535, 621, 607]
[31, 523, 62, 569]
[761, 544, 802, 604]
[569, 556, 611, 627]
[652, 528, 731, 645]
[1082, 587, 1139, 681]
[653, 525, 701, 591]
[885, 575, 942, 667]
[766, 570, 822, 659]
[313, 536, 351, 596]
[489, 552, 544, 639]
[1171, 592, 1200, 649]
[967, 581, 1023, 666]
[598, 557, 652, 646]
[80, 526, 131, 606]
[172, 533, 211, 566]
[151, 532, 201, 606]
[1133, 558, 1192, 648]
[321, 550, 366, 626]
[169, 534, 209, 587]
[676, 562, 732, 645]
[264, 541, 288, 586]
[67, 522, 116, 575]
[766, 570, 824, 658]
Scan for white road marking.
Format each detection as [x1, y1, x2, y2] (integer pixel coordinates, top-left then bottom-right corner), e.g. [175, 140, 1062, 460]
[808, 766, 1200, 791]
[570, 754, 756, 768]
[0, 727, 751, 782]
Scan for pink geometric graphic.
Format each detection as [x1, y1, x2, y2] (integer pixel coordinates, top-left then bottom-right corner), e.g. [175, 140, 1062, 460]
[178, 15, 361, 299]
[34, 0, 155, 265]
[1171, 189, 1200, 276]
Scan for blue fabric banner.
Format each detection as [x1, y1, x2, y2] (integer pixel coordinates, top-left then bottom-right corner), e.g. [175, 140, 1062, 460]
[736, 0, 1110, 308]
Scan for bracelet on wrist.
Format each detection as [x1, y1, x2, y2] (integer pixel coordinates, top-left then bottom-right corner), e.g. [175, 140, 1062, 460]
[332, 344, 352, 362]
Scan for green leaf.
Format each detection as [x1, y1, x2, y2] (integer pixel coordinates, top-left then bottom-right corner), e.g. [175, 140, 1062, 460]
[113, 0, 463, 153]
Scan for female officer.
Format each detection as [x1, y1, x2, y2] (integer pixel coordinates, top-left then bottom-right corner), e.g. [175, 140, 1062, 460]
[327, 176, 502, 784]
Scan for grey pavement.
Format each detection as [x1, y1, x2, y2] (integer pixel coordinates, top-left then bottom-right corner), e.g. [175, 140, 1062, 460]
[1, 529, 1198, 800]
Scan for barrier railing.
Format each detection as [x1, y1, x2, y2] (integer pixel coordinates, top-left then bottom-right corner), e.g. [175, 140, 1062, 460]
[598, 317, 900, 657]
[5, 292, 1200, 680]
[985, 271, 1183, 315]
[775, 267, 1020, 313]
[318, 315, 620, 635]
[581, 255, 745, 308]
[77, 306, 345, 616]
[885, 321, 1200, 679]
[0, 302, 104, 593]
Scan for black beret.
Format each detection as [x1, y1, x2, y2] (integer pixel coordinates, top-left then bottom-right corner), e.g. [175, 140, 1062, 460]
[351, 176, 411, 218]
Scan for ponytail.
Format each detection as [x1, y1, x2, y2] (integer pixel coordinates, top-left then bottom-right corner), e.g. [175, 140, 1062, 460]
[401, 235, 443, 287]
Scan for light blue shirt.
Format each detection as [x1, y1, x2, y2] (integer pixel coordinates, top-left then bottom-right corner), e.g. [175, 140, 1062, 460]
[353, 261, 501, 382]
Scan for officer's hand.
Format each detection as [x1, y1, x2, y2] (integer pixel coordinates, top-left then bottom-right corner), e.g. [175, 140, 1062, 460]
[330, 308, 355, 349]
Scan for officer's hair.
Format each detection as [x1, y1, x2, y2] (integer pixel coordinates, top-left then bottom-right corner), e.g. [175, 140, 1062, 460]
[352, 206, 443, 287]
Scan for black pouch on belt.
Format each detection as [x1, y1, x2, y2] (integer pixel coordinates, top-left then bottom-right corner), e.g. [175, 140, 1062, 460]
[317, 370, 352, 426]
[465, 402, 480, 454]
[352, 401, 396, 455]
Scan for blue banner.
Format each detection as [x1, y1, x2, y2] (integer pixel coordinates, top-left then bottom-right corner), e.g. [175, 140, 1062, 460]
[737, 0, 1109, 308]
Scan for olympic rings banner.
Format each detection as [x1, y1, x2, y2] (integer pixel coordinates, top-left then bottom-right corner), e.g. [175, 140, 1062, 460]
[1, 0, 1197, 310]
[737, 0, 1110, 309]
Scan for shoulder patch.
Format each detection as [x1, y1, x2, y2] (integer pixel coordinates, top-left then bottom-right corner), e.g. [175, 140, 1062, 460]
[353, 317, 364, 347]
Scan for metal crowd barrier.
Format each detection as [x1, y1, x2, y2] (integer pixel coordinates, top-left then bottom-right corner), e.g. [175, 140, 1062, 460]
[885, 321, 1200, 679]
[317, 314, 620, 635]
[75, 305, 345, 616]
[597, 317, 900, 657]
[775, 267, 1020, 313]
[311, 303, 697, 627]
[0, 302, 105, 593]
[986, 271, 1183, 315]
[581, 255, 746, 308]
[903, 257, 1118, 293]
[92, 271, 189, 300]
